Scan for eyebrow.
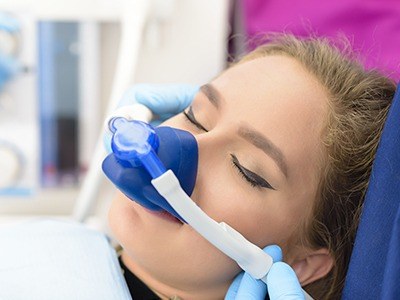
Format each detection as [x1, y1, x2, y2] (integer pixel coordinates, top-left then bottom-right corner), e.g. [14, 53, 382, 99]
[200, 84, 221, 108]
[238, 126, 288, 178]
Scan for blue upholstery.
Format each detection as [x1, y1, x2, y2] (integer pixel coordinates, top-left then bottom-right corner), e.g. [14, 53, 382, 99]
[342, 84, 400, 299]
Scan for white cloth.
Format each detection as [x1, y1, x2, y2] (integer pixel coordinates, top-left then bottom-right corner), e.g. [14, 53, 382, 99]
[0, 219, 131, 300]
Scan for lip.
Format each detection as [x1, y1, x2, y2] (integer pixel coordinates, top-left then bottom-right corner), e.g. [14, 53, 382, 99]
[143, 207, 184, 224]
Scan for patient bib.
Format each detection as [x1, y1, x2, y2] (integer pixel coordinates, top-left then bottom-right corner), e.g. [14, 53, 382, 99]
[0, 219, 131, 300]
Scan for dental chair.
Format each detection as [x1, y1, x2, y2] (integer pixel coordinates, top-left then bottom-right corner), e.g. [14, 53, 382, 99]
[342, 83, 400, 299]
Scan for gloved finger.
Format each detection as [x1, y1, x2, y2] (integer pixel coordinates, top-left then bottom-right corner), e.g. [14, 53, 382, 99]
[267, 262, 305, 300]
[224, 272, 244, 300]
[263, 244, 283, 262]
[233, 245, 283, 299]
[0, 13, 20, 32]
[134, 83, 199, 116]
[158, 112, 175, 121]
[224, 245, 283, 300]
[235, 272, 267, 299]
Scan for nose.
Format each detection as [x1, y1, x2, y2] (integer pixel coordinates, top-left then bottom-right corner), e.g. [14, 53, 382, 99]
[188, 127, 229, 204]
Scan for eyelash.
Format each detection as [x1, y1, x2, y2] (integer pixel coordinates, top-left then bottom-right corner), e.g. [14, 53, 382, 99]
[231, 156, 263, 188]
[183, 107, 208, 132]
[183, 107, 274, 190]
[231, 154, 274, 190]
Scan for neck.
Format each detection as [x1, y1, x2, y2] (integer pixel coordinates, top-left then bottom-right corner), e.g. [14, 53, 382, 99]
[121, 251, 229, 300]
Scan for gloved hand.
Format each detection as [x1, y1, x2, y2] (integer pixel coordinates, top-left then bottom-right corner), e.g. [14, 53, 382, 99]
[119, 83, 199, 123]
[0, 12, 20, 92]
[225, 245, 305, 300]
[104, 83, 199, 153]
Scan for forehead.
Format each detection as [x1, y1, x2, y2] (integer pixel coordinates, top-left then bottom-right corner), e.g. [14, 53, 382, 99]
[210, 55, 328, 183]
[213, 55, 326, 109]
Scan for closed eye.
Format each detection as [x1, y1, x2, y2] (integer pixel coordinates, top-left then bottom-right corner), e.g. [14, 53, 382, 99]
[231, 154, 274, 190]
[183, 106, 208, 132]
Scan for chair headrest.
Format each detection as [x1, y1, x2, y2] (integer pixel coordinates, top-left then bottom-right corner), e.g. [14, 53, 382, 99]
[342, 84, 400, 299]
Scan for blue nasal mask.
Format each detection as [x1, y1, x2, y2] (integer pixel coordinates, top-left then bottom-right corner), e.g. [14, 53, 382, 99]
[103, 117, 198, 222]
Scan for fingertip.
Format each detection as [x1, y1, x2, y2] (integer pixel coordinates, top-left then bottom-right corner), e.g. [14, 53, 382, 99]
[179, 84, 200, 111]
[263, 245, 283, 262]
[224, 272, 244, 299]
[236, 272, 267, 299]
[267, 262, 303, 290]
[135, 87, 152, 103]
[267, 262, 304, 299]
[118, 86, 139, 108]
[187, 84, 200, 96]
[270, 262, 296, 277]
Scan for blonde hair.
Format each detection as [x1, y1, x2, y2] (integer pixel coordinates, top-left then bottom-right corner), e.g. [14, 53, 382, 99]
[239, 34, 396, 299]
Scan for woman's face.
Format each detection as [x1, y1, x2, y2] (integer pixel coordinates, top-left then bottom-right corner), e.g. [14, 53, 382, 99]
[109, 55, 329, 299]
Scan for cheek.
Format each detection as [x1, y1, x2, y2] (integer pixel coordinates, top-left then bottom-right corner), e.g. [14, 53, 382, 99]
[193, 160, 298, 249]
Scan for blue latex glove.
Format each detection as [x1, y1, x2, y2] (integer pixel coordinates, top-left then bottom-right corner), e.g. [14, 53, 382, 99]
[119, 83, 199, 124]
[0, 12, 20, 92]
[267, 262, 305, 300]
[225, 245, 305, 300]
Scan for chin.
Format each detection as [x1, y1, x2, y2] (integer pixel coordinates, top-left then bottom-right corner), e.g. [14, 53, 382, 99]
[108, 192, 240, 297]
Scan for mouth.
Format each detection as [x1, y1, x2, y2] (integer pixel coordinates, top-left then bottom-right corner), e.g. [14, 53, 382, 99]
[144, 207, 184, 225]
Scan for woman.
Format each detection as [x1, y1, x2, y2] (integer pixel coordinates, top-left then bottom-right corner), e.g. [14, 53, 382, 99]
[108, 34, 396, 299]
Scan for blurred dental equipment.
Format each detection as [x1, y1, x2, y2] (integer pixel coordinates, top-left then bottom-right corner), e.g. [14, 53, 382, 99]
[102, 110, 313, 299]
[0, 12, 20, 89]
[0, 11, 37, 196]
[0, 140, 23, 189]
